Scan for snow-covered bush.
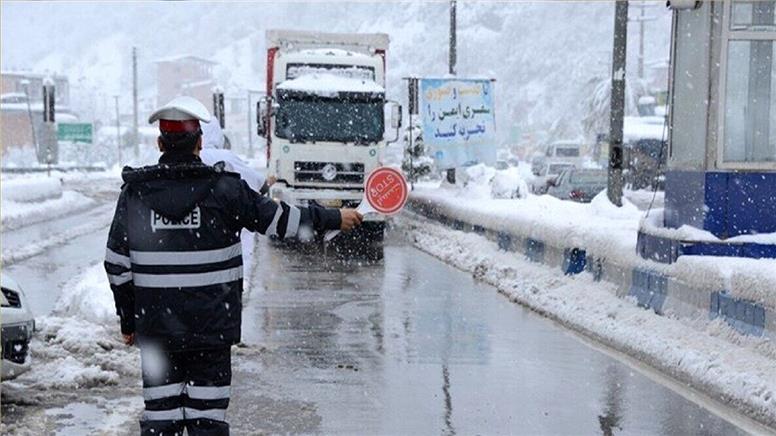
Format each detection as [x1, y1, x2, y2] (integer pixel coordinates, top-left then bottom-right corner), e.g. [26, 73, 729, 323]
[492, 167, 529, 199]
[460, 163, 529, 199]
[402, 121, 434, 181]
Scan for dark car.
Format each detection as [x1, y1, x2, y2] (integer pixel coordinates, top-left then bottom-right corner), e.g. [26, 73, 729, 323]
[546, 168, 607, 202]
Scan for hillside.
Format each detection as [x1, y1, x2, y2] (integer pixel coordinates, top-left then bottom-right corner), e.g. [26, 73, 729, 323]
[1, 1, 671, 142]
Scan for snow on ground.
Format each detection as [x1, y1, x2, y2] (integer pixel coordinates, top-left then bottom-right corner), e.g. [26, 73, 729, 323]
[1, 175, 97, 231]
[55, 263, 117, 325]
[415, 174, 776, 309]
[1, 191, 95, 232]
[1, 177, 63, 203]
[1, 205, 113, 266]
[453, 163, 530, 200]
[414, 182, 643, 263]
[397, 213, 776, 429]
[1, 262, 140, 433]
[640, 210, 776, 306]
[8, 263, 140, 393]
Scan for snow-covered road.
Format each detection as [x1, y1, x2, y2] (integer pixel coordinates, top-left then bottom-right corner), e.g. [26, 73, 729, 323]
[1, 199, 761, 434]
[2, 176, 119, 317]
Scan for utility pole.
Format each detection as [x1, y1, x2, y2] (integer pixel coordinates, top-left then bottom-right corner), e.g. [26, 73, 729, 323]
[638, 2, 645, 79]
[132, 46, 139, 158]
[449, 0, 457, 76]
[42, 77, 57, 174]
[629, 1, 657, 80]
[115, 95, 122, 166]
[247, 90, 253, 158]
[446, 0, 458, 185]
[608, 0, 628, 207]
[21, 80, 39, 160]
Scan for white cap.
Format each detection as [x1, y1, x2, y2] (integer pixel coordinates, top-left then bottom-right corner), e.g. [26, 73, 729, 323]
[148, 96, 212, 124]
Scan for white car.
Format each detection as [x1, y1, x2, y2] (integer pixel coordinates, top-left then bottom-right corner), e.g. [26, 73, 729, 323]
[1, 274, 35, 380]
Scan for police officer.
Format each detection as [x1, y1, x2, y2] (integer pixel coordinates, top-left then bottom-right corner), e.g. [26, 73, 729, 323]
[104, 96, 362, 435]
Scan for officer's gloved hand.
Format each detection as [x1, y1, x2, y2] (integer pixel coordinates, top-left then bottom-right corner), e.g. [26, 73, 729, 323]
[340, 209, 363, 231]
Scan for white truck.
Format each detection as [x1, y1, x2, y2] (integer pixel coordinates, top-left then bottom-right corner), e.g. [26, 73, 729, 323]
[257, 30, 401, 243]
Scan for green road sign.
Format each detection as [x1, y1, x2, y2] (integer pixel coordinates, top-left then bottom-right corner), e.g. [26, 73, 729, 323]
[57, 123, 93, 143]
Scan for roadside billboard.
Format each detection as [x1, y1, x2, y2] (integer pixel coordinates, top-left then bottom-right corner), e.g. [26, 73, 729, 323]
[419, 78, 496, 170]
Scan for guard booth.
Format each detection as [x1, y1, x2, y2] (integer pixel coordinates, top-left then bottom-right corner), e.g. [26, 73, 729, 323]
[638, 0, 776, 262]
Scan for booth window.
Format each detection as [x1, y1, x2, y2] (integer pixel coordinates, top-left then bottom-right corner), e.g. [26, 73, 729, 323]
[722, 0, 776, 164]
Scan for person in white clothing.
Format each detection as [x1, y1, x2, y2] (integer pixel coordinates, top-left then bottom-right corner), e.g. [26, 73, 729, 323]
[199, 119, 275, 282]
[199, 119, 272, 194]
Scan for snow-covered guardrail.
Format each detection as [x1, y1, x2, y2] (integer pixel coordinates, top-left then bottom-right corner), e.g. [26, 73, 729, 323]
[407, 188, 776, 341]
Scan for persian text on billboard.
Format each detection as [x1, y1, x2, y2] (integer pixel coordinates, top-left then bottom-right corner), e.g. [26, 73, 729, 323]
[420, 78, 496, 170]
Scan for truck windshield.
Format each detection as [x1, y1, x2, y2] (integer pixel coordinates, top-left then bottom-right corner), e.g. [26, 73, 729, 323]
[275, 92, 384, 144]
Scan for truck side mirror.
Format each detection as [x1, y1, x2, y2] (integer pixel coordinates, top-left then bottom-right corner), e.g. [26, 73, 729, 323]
[391, 103, 402, 129]
[385, 100, 402, 144]
[256, 98, 269, 137]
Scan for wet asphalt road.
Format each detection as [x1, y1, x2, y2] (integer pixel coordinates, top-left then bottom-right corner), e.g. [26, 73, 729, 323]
[229, 235, 747, 435]
[0, 179, 753, 435]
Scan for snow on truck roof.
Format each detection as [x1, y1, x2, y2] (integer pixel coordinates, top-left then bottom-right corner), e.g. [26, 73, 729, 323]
[267, 30, 389, 53]
[294, 48, 373, 60]
[277, 73, 384, 97]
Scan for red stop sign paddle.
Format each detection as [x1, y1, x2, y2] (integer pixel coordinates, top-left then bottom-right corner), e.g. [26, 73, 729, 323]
[325, 167, 408, 241]
[361, 166, 408, 215]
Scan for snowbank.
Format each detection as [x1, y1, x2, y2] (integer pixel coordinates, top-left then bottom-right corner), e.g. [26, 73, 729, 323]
[640, 210, 776, 306]
[449, 163, 530, 200]
[1, 177, 63, 203]
[1, 190, 95, 231]
[55, 263, 117, 325]
[411, 185, 776, 314]
[412, 186, 642, 262]
[8, 265, 139, 391]
[13, 315, 138, 391]
[398, 215, 776, 429]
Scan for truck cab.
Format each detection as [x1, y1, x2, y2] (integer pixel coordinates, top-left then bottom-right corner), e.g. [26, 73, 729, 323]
[258, 30, 400, 241]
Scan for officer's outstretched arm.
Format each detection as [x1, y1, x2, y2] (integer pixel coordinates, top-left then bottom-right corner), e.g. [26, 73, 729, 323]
[232, 179, 341, 239]
[104, 188, 135, 336]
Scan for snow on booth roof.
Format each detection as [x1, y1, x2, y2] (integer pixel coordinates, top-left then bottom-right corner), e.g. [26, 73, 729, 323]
[277, 73, 384, 97]
[623, 116, 666, 143]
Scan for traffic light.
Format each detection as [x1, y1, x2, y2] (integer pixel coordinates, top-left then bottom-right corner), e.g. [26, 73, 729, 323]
[42, 81, 55, 123]
[212, 88, 225, 129]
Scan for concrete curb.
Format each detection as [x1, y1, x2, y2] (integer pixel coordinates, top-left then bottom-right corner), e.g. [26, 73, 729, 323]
[407, 196, 775, 341]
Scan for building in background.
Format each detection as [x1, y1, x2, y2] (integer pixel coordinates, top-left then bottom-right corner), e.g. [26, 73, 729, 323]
[155, 55, 217, 109]
[1, 71, 70, 106]
[0, 71, 72, 153]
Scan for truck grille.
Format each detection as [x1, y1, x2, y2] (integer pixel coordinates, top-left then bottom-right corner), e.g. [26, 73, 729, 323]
[294, 162, 365, 184]
[1, 288, 21, 308]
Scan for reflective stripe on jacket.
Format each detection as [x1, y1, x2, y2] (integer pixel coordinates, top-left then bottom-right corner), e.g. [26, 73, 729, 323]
[104, 153, 340, 350]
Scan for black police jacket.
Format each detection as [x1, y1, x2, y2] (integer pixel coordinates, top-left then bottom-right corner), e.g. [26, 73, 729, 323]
[103, 153, 341, 351]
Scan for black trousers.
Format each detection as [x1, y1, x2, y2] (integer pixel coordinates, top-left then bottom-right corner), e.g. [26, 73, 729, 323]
[140, 346, 231, 436]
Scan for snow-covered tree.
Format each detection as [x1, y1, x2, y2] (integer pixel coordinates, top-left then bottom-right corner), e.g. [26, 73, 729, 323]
[402, 121, 434, 181]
